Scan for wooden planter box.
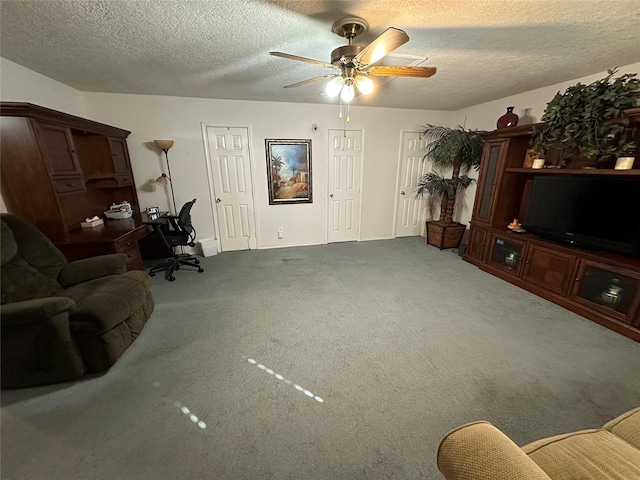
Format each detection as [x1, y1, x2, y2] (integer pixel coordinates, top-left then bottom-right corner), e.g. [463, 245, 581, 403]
[426, 221, 466, 249]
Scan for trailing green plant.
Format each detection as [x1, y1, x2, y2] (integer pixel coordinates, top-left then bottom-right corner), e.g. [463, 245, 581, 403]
[530, 68, 640, 166]
[416, 125, 484, 225]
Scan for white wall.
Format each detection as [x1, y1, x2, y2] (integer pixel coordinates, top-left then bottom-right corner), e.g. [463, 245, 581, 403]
[2, 58, 638, 245]
[81, 93, 453, 248]
[455, 62, 640, 132]
[0, 57, 85, 116]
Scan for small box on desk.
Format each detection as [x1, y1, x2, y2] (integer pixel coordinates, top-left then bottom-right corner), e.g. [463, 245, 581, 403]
[81, 218, 104, 229]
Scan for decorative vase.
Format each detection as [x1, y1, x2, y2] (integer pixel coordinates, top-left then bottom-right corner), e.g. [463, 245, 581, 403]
[614, 157, 634, 170]
[497, 107, 519, 129]
[600, 279, 623, 308]
[504, 252, 519, 268]
[532, 158, 545, 169]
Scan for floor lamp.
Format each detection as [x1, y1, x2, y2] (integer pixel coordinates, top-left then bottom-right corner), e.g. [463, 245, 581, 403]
[154, 140, 177, 215]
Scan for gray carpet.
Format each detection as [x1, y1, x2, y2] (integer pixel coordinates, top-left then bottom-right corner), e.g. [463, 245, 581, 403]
[2, 237, 639, 480]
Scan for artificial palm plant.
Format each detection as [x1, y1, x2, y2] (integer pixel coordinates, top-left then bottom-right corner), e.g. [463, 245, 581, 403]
[417, 124, 484, 248]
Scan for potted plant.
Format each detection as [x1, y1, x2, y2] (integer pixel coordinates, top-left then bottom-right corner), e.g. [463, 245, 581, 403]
[530, 68, 640, 167]
[416, 124, 484, 249]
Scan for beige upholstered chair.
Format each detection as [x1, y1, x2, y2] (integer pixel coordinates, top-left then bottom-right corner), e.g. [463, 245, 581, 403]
[437, 406, 640, 479]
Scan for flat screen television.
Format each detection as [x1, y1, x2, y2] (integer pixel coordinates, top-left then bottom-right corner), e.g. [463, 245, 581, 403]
[522, 175, 640, 256]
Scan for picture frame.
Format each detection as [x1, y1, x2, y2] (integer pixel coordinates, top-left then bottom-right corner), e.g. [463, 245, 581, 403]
[265, 139, 312, 205]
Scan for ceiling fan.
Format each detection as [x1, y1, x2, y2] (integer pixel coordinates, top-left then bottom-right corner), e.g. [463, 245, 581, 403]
[270, 17, 437, 103]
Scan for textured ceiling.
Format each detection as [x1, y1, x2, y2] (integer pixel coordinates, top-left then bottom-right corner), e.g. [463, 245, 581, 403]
[1, 0, 639, 111]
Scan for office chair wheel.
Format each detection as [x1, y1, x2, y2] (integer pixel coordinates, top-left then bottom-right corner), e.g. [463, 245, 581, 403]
[198, 267, 204, 273]
[149, 272, 155, 277]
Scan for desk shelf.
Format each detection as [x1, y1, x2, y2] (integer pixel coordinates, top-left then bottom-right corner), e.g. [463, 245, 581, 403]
[1, 102, 143, 269]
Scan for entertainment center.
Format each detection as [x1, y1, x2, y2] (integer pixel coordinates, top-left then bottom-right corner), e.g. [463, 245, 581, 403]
[463, 108, 640, 342]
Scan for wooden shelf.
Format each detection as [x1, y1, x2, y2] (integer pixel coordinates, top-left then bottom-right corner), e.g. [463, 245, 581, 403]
[465, 114, 640, 341]
[506, 168, 640, 175]
[1, 102, 143, 270]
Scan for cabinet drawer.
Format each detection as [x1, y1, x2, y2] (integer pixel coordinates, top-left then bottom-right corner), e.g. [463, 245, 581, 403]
[53, 176, 85, 194]
[115, 233, 144, 270]
[116, 236, 137, 252]
[116, 174, 133, 186]
[123, 245, 143, 270]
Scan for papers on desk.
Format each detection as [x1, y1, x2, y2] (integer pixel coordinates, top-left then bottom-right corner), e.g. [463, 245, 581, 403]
[81, 216, 104, 228]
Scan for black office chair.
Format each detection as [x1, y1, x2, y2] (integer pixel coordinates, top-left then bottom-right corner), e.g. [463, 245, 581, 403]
[148, 199, 204, 281]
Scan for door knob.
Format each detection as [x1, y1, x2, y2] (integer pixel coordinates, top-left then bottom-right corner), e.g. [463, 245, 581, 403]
[401, 191, 406, 195]
[216, 198, 222, 203]
[329, 193, 334, 198]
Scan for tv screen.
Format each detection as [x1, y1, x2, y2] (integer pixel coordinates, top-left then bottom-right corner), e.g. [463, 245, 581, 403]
[523, 176, 640, 256]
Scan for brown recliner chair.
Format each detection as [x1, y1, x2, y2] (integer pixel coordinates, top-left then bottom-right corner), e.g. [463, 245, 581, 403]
[1, 214, 154, 389]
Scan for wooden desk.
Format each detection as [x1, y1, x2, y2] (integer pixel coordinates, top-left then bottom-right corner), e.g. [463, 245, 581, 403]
[56, 213, 152, 271]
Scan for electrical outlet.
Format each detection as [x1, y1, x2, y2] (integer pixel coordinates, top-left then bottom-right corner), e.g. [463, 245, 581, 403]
[278, 227, 283, 239]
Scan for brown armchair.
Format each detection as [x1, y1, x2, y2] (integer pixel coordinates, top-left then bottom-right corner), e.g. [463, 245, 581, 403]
[1, 214, 154, 389]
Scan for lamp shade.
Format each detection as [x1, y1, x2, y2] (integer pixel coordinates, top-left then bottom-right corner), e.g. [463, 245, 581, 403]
[155, 174, 169, 185]
[340, 84, 355, 103]
[154, 140, 174, 150]
[326, 76, 345, 97]
[355, 75, 374, 95]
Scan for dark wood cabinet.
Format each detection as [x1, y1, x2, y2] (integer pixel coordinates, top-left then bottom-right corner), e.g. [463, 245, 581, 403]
[522, 244, 576, 296]
[571, 260, 640, 326]
[488, 233, 527, 276]
[465, 226, 489, 262]
[463, 107, 640, 341]
[33, 121, 82, 176]
[472, 140, 506, 225]
[1, 102, 148, 270]
[109, 137, 131, 173]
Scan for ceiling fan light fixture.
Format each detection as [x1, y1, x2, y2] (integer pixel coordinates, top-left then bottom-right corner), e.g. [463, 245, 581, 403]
[355, 75, 374, 95]
[340, 83, 355, 103]
[326, 76, 345, 97]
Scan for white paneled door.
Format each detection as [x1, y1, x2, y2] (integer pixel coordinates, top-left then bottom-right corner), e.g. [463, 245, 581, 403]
[328, 129, 363, 243]
[395, 131, 430, 237]
[205, 126, 257, 251]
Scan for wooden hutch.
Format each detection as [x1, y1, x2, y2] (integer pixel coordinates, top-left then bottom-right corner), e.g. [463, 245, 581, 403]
[463, 108, 640, 342]
[0, 102, 150, 270]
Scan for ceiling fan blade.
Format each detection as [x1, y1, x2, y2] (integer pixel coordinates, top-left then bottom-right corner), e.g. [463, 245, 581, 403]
[284, 75, 337, 88]
[354, 27, 410, 66]
[365, 66, 437, 78]
[270, 52, 336, 69]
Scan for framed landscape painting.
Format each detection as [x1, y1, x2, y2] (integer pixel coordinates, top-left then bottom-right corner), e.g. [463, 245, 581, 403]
[265, 139, 312, 205]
